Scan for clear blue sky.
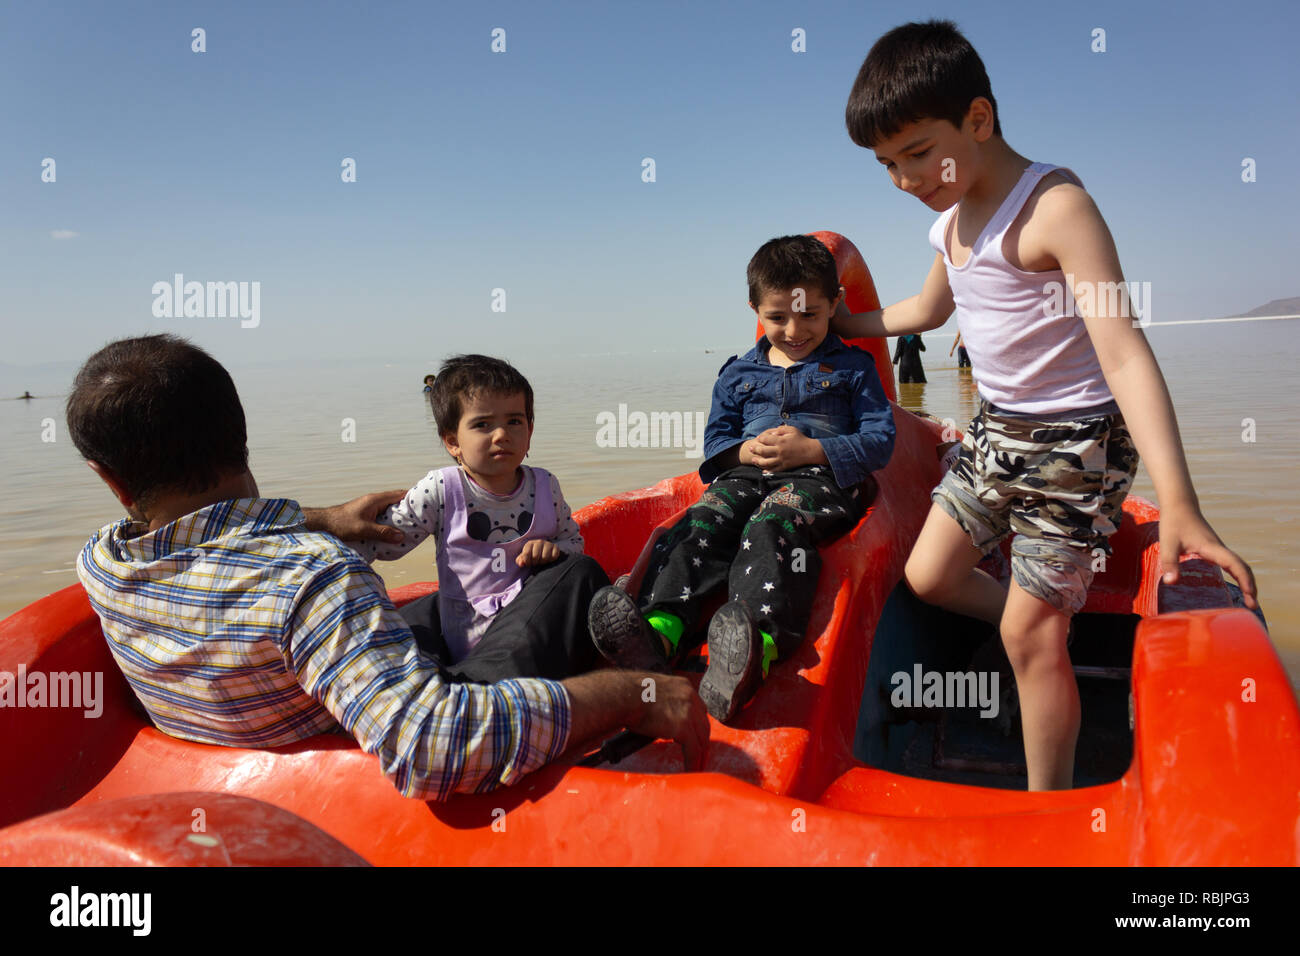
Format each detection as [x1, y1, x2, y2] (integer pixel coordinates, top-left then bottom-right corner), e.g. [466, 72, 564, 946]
[2, 0, 1297, 368]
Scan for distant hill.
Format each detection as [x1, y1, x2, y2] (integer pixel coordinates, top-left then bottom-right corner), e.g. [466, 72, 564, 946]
[1236, 296, 1300, 317]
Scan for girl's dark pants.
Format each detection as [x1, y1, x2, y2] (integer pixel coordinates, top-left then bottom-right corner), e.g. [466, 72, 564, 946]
[397, 553, 607, 683]
[636, 465, 874, 657]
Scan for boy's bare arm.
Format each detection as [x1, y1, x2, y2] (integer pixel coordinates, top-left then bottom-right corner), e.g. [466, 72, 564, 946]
[1041, 188, 1258, 607]
[831, 253, 954, 339]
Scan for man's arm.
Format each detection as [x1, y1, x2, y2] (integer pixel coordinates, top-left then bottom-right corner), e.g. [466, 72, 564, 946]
[559, 670, 709, 769]
[302, 489, 407, 546]
[832, 253, 955, 339]
[287, 559, 709, 800]
[305, 473, 448, 564]
[1041, 187, 1258, 607]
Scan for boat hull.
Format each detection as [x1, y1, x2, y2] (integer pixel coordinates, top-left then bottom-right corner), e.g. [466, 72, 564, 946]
[2, 233, 1296, 865]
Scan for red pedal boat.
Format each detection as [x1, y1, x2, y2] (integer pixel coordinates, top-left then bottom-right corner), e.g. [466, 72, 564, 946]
[2, 233, 1296, 865]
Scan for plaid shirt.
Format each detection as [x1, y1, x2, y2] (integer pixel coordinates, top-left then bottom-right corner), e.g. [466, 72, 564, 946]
[75, 498, 572, 800]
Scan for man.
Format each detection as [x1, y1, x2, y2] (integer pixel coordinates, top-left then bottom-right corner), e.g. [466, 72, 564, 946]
[69, 334, 707, 800]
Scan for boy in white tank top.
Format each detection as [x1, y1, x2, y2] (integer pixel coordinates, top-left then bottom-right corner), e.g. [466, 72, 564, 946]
[835, 20, 1258, 790]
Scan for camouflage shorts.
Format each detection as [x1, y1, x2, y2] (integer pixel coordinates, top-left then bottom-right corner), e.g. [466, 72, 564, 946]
[932, 400, 1139, 615]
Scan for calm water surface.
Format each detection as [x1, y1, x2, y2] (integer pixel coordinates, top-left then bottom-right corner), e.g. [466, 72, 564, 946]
[2, 322, 1297, 687]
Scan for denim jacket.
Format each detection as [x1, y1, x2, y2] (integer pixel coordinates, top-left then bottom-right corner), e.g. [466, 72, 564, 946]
[700, 333, 896, 487]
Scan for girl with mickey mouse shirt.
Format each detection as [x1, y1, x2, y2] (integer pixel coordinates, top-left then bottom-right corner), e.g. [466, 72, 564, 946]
[352, 355, 605, 682]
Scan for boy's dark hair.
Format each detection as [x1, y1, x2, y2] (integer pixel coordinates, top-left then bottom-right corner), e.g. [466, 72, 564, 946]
[429, 354, 534, 440]
[747, 235, 840, 307]
[845, 19, 1000, 149]
[66, 334, 249, 510]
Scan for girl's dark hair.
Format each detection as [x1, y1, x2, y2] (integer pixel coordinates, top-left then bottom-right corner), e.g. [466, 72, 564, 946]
[747, 235, 840, 307]
[429, 355, 534, 441]
[845, 19, 1000, 149]
[66, 334, 248, 509]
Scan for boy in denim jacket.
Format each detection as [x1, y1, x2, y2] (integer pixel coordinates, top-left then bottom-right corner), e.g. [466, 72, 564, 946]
[589, 235, 895, 721]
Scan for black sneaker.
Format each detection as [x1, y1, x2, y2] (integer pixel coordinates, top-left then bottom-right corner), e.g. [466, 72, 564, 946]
[699, 601, 764, 723]
[588, 586, 670, 674]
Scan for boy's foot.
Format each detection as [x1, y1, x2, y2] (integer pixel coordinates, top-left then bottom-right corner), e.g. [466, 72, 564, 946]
[699, 601, 764, 723]
[588, 586, 670, 674]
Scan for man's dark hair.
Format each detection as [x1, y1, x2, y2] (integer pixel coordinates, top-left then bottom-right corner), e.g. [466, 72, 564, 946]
[747, 235, 840, 307]
[845, 19, 1001, 149]
[66, 334, 248, 510]
[429, 354, 534, 441]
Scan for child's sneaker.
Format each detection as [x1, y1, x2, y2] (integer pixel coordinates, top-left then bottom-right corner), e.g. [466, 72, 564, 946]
[699, 601, 764, 722]
[588, 586, 670, 674]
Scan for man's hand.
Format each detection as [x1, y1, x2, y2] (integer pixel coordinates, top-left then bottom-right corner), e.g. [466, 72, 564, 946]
[302, 489, 407, 544]
[560, 670, 710, 771]
[747, 426, 827, 472]
[1158, 504, 1258, 609]
[624, 674, 711, 771]
[517, 539, 562, 567]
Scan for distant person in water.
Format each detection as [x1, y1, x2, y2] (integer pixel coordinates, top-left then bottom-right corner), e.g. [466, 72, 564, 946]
[950, 332, 971, 368]
[19, 391, 34, 400]
[893, 333, 927, 383]
[422, 374, 436, 393]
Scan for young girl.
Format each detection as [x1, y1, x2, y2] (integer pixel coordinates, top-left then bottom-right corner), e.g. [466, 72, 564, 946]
[353, 354, 606, 682]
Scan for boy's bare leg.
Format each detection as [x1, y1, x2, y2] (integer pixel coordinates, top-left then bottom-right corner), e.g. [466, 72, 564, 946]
[904, 504, 1007, 625]
[1000, 578, 1077, 790]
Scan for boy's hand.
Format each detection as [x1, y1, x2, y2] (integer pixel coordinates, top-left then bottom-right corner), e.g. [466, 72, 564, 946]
[302, 490, 407, 544]
[748, 426, 828, 472]
[517, 539, 562, 567]
[1158, 505, 1258, 609]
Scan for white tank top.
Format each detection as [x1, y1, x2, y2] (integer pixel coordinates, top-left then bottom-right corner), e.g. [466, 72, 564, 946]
[929, 162, 1115, 415]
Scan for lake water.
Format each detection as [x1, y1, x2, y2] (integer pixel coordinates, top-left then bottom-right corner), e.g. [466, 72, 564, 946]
[2, 320, 1297, 689]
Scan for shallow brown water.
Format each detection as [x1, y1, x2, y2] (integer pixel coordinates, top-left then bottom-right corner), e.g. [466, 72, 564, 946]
[3, 325, 1296, 689]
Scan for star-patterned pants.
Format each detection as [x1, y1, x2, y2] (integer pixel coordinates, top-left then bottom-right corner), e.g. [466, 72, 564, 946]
[637, 464, 875, 657]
